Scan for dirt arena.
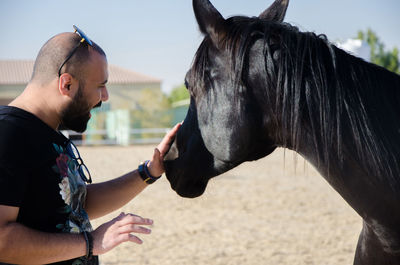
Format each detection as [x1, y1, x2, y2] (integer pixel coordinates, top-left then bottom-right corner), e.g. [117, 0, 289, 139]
[81, 145, 361, 265]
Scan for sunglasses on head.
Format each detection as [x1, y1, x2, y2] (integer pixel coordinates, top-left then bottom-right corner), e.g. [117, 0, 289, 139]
[58, 25, 93, 77]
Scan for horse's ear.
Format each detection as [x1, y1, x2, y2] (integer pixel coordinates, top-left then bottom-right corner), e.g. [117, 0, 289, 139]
[259, 0, 289, 22]
[193, 0, 228, 47]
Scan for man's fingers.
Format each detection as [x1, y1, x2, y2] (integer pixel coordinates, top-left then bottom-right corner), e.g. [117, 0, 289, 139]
[128, 234, 143, 244]
[152, 148, 161, 162]
[114, 214, 152, 245]
[117, 233, 143, 244]
[114, 213, 153, 227]
[157, 123, 181, 154]
[118, 224, 152, 235]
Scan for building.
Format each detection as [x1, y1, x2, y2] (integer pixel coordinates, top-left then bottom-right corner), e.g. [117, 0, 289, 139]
[0, 60, 166, 145]
[0, 60, 162, 109]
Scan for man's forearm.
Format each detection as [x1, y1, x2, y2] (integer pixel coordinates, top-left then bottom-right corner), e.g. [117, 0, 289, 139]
[85, 169, 148, 220]
[0, 222, 86, 264]
[85, 123, 181, 220]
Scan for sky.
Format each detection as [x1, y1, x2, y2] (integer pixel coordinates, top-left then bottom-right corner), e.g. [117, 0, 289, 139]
[0, 0, 399, 93]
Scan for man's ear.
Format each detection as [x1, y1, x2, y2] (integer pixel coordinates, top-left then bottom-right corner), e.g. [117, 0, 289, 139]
[58, 73, 74, 96]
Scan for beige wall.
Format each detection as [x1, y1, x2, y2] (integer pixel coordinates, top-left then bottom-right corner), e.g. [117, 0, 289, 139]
[107, 82, 161, 110]
[0, 84, 25, 98]
[0, 82, 161, 109]
[0, 84, 25, 105]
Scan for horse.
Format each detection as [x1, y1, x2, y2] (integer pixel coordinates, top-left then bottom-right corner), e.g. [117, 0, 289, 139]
[163, 0, 400, 264]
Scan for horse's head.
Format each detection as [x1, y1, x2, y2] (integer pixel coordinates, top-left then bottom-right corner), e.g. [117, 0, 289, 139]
[164, 0, 289, 197]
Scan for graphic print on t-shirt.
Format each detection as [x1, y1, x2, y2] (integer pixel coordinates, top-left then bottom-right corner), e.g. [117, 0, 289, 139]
[52, 143, 93, 234]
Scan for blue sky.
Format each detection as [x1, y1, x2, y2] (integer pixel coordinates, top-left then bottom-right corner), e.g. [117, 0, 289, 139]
[0, 0, 399, 93]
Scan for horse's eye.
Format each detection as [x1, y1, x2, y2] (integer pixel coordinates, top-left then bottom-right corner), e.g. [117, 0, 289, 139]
[273, 48, 281, 61]
[184, 79, 189, 90]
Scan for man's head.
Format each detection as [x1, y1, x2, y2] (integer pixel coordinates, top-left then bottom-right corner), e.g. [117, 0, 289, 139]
[30, 30, 109, 132]
[31, 31, 106, 85]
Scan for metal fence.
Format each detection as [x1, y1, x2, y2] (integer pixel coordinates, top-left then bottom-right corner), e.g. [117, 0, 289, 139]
[62, 128, 171, 146]
[64, 103, 189, 146]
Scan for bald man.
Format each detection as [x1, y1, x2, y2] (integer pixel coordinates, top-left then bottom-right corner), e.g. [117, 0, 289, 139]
[0, 28, 180, 264]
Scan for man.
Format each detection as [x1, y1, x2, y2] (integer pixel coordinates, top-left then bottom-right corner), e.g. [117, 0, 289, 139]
[0, 26, 180, 264]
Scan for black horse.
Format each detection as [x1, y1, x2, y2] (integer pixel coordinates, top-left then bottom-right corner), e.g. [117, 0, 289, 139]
[164, 0, 400, 264]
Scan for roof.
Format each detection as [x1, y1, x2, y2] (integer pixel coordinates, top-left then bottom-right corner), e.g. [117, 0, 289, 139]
[0, 60, 161, 85]
[108, 64, 161, 84]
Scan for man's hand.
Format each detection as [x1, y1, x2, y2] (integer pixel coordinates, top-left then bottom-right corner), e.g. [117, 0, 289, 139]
[147, 123, 181, 177]
[91, 212, 153, 255]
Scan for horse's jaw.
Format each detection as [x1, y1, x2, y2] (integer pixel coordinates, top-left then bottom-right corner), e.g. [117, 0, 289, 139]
[164, 146, 277, 198]
[164, 135, 215, 198]
[163, 114, 278, 198]
[164, 139, 245, 198]
[164, 154, 243, 198]
[164, 158, 217, 198]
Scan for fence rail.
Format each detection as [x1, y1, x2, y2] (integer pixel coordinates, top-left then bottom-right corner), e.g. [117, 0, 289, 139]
[61, 128, 171, 146]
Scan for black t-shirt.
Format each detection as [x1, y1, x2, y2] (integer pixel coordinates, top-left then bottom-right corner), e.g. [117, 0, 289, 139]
[0, 106, 98, 265]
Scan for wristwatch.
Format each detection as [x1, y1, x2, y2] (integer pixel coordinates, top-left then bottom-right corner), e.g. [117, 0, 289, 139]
[138, 160, 162, 184]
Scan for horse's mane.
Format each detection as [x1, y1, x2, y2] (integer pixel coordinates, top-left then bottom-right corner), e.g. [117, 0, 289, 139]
[191, 16, 400, 188]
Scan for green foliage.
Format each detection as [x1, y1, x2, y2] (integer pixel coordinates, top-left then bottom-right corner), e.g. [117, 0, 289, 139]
[357, 29, 400, 74]
[131, 88, 172, 128]
[168, 84, 190, 104]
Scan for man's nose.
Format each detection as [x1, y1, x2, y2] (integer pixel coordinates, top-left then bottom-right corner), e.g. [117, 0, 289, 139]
[101, 86, 109, 102]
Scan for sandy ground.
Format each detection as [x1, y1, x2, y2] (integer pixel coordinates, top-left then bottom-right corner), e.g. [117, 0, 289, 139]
[80, 145, 361, 265]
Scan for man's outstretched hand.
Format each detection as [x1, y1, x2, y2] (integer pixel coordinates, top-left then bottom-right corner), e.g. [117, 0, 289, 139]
[148, 123, 181, 177]
[92, 212, 153, 256]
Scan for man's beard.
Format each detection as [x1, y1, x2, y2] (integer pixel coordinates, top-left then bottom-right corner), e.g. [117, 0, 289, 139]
[60, 82, 101, 133]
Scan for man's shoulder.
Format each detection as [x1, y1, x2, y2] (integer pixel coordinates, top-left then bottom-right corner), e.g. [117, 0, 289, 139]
[0, 105, 39, 129]
[0, 105, 65, 163]
[0, 106, 26, 136]
[0, 106, 35, 143]
[0, 105, 64, 141]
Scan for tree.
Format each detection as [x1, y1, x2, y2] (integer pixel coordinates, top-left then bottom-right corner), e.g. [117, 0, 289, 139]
[357, 29, 400, 74]
[132, 88, 172, 128]
[168, 84, 190, 104]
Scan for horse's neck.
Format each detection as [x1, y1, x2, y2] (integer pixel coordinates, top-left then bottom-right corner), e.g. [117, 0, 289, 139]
[294, 132, 395, 223]
[277, 49, 400, 223]
[289, 46, 400, 179]
[292, 101, 400, 228]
